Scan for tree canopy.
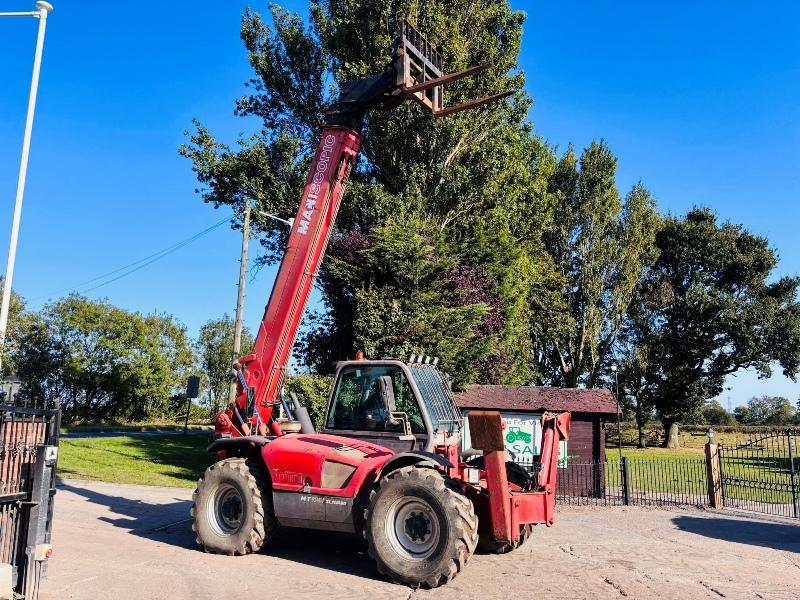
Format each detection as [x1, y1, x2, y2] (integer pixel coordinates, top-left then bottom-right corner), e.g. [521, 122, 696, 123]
[618, 208, 800, 445]
[533, 143, 660, 388]
[181, 0, 557, 388]
[3, 2, 777, 430]
[734, 395, 796, 426]
[13, 295, 195, 423]
[196, 315, 254, 417]
[180, 3, 800, 425]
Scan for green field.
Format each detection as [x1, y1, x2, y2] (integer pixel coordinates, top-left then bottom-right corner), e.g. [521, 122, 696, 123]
[600, 446, 797, 506]
[608, 425, 796, 450]
[58, 435, 215, 488]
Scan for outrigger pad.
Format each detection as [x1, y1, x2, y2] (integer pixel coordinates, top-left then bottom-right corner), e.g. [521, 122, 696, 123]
[467, 410, 506, 452]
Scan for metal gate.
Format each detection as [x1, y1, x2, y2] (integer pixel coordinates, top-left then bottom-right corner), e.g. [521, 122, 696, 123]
[0, 397, 60, 599]
[719, 430, 799, 519]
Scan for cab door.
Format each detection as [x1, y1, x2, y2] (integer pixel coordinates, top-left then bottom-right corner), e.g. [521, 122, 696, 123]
[321, 362, 429, 453]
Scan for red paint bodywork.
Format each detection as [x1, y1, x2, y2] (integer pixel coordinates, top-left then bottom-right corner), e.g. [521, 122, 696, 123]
[263, 433, 392, 497]
[256, 412, 571, 541]
[468, 412, 572, 544]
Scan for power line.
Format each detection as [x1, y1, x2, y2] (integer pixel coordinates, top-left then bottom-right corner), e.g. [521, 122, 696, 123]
[30, 215, 232, 305]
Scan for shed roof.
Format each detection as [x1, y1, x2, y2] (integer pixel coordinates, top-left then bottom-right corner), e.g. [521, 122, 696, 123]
[454, 384, 618, 414]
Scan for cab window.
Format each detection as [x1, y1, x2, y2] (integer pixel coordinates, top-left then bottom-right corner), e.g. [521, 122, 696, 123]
[326, 365, 425, 433]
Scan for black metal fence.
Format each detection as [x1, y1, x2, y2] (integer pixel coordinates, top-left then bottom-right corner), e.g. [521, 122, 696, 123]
[512, 430, 800, 519]
[0, 395, 60, 599]
[719, 430, 799, 519]
[520, 457, 710, 508]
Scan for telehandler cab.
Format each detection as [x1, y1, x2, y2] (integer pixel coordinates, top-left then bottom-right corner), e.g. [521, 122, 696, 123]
[192, 18, 571, 588]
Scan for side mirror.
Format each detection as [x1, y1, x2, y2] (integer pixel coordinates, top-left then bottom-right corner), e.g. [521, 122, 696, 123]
[378, 376, 396, 413]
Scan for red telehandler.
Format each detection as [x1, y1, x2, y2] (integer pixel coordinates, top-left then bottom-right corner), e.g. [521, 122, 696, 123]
[192, 19, 571, 588]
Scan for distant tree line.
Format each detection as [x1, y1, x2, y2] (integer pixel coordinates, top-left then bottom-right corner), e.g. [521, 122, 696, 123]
[702, 396, 800, 427]
[2, 292, 194, 423]
[0, 292, 333, 425]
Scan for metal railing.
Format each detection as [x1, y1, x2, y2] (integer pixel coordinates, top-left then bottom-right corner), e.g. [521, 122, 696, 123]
[719, 430, 799, 519]
[519, 457, 710, 508]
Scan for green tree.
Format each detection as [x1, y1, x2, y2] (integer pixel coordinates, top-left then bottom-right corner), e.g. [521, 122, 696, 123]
[0, 277, 31, 378]
[736, 395, 795, 425]
[14, 295, 194, 423]
[702, 399, 736, 426]
[284, 373, 333, 429]
[733, 405, 753, 425]
[196, 315, 254, 417]
[180, 1, 553, 386]
[533, 142, 660, 388]
[315, 215, 494, 386]
[613, 352, 656, 448]
[635, 208, 800, 445]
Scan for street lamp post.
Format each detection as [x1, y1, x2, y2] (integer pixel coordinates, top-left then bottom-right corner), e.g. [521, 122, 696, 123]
[0, 2, 54, 370]
[611, 362, 622, 462]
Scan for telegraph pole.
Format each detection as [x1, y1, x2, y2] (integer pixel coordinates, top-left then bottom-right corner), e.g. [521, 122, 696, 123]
[228, 200, 251, 403]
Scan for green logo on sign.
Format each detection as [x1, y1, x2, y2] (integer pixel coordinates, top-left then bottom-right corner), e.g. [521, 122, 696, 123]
[505, 427, 532, 445]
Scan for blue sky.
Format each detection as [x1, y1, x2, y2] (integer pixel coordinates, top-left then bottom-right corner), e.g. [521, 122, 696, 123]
[0, 1, 797, 405]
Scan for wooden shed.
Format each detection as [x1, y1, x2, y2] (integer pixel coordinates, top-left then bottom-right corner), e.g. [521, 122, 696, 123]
[454, 385, 618, 497]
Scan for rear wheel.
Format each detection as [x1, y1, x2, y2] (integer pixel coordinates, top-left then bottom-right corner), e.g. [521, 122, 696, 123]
[477, 523, 534, 554]
[364, 466, 478, 589]
[191, 457, 277, 555]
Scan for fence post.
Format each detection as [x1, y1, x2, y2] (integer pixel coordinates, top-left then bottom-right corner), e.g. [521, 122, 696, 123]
[705, 439, 722, 509]
[621, 457, 631, 505]
[788, 432, 798, 519]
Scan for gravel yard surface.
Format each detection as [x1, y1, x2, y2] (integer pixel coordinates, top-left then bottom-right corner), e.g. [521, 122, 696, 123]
[41, 480, 800, 600]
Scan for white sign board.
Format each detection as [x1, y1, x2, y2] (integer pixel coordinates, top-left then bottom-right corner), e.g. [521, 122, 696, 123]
[501, 412, 542, 462]
[462, 411, 568, 467]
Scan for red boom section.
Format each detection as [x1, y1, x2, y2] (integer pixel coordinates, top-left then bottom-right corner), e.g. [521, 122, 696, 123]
[216, 126, 363, 437]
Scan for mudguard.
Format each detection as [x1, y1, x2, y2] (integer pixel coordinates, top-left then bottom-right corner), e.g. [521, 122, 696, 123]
[207, 435, 271, 454]
[377, 451, 453, 479]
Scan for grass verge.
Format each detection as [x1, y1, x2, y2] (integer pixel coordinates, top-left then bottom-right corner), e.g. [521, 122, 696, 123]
[58, 434, 215, 488]
[60, 421, 212, 435]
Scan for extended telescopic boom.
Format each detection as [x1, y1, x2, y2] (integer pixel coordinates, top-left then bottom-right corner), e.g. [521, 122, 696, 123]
[215, 19, 513, 439]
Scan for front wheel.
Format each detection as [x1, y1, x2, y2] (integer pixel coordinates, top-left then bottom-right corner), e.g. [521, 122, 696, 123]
[191, 457, 277, 555]
[364, 466, 478, 589]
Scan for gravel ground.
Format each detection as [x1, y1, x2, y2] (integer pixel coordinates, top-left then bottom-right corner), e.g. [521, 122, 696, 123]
[40, 480, 800, 600]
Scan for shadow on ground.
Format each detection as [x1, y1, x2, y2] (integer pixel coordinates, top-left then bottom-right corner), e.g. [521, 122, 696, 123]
[264, 528, 381, 581]
[57, 481, 384, 583]
[673, 515, 800, 551]
[58, 481, 196, 546]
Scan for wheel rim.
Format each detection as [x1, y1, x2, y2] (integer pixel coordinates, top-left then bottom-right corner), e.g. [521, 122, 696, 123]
[385, 496, 440, 560]
[209, 484, 244, 535]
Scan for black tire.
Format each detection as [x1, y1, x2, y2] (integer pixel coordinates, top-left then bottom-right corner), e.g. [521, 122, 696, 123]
[191, 457, 277, 555]
[364, 466, 478, 589]
[477, 523, 534, 554]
